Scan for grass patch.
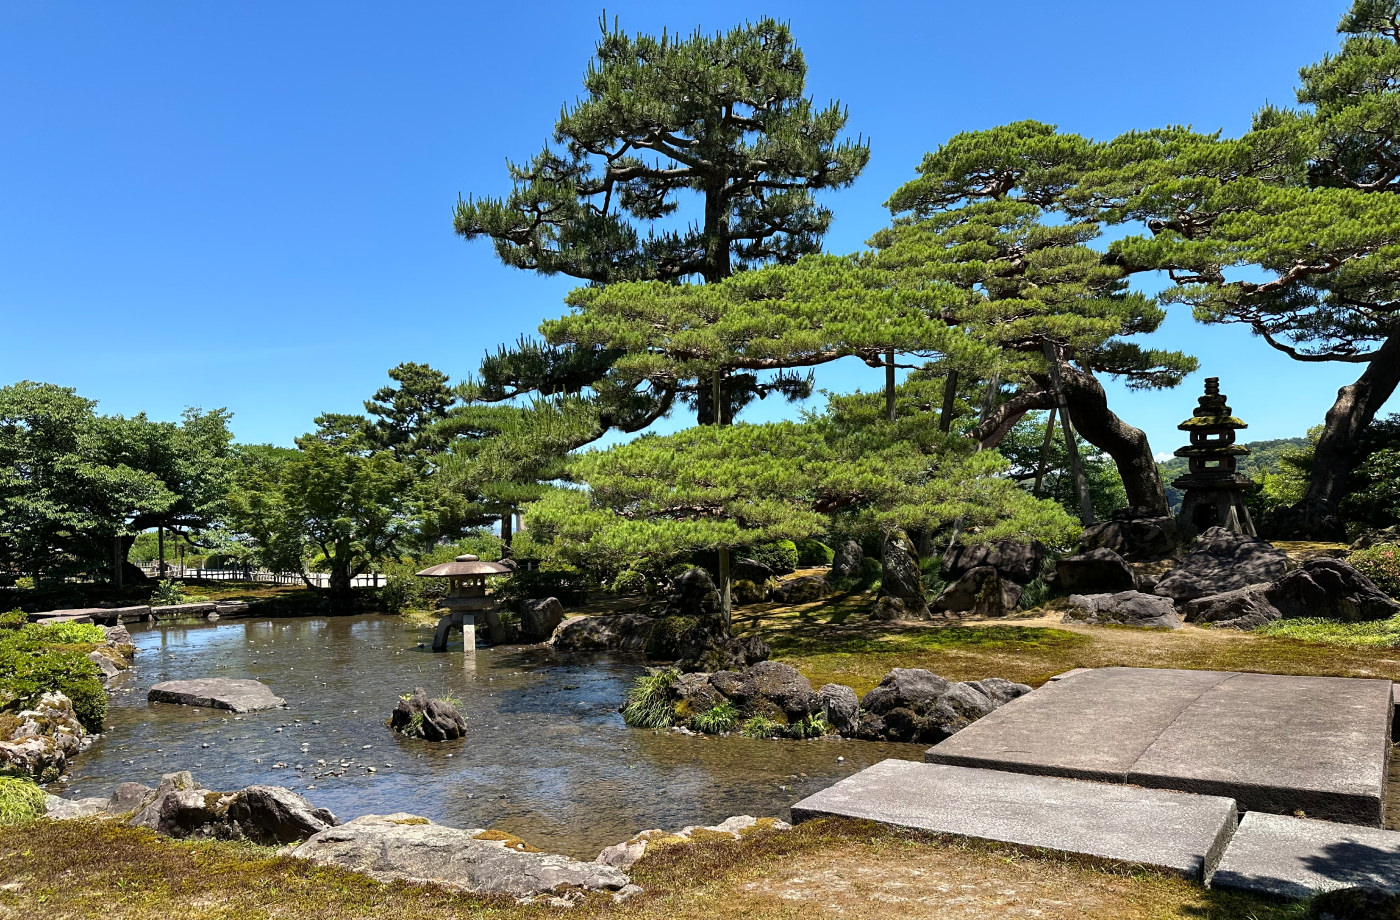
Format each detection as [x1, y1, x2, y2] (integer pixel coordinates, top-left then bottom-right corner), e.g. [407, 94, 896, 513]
[1257, 614, 1400, 647]
[690, 701, 740, 735]
[0, 778, 45, 826]
[621, 667, 679, 728]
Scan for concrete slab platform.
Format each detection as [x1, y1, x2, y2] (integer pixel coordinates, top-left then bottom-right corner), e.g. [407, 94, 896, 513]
[926, 667, 1392, 826]
[790, 759, 1238, 881]
[1213, 812, 1400, 898]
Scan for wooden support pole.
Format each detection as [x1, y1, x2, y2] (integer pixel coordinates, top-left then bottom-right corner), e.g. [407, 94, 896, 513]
[1032, 411, 1057, 497]
[1043, 341, 1095, 525]
[712, 368, 732, 629]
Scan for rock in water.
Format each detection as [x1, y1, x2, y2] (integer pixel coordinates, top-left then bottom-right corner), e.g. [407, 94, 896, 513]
[519, 597, 565, 642]
[292, 813, 631, 898]
[816, 684, 859, 735]
[549, 613, 654, 651]
[831, 540, 864, 578]
[390, 688, 467, 741]
[147, 678, 285, 713]
[1062, 591, 1182, 629]
[1054, 548, 1135, 594]
[855, 668, 1030, 744]
[1154, 527, 1287, 602]
[932, 566, 1023, 617]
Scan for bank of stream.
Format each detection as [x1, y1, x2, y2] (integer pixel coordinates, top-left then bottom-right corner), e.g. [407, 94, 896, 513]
[55, 614, 925, 857]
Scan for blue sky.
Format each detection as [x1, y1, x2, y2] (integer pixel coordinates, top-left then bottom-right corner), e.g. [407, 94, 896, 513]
[0, 0, 1363, 457]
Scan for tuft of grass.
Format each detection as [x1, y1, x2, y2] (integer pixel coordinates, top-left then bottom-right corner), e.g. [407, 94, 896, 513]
[739, 715, 785, 738]
[786, 712, 831, 739]
[0, 777, 46, 826]
[689, 701, 740, 735]
[621, 667, 679, 728]
[1257, 615, 1400, 647]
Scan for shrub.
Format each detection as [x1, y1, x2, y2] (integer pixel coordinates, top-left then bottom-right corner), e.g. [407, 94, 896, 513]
[19, 622, 105, 647]
[690, 700, 740, 734]
[379, 572, 445, 616]
[787, 712, 830, 739]
[149, 579, 185, 606]
[731, 579, 768, 605]
[1349, 544, 1400, 599]
[610, 569, 650, 596]
[0, 610, 25, 631]
[0, 777, 46, 825]
[1019, 578, 1053, 610]
[621, 668, 679, 728]
[739, 715, 785, 738]
[496, 570, 590, 607]
[0, 625, 108, 732]
[748, 540, 799, 574]
[795, 539, 834, 567]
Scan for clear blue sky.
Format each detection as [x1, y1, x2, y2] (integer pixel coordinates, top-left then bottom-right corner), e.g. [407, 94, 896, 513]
[0, 0, 1363, 457]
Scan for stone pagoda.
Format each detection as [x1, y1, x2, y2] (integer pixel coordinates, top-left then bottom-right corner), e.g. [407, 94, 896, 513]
[1172, 377, 1256, 540]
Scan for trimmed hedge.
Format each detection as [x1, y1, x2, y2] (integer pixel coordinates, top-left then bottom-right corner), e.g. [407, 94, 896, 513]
[0, 622, 107, 732]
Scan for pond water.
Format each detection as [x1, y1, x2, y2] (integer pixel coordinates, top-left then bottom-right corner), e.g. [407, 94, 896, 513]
[57, 615, 926, 858]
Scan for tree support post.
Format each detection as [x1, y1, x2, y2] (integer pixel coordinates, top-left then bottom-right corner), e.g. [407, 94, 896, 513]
[713, 369, 732, 629]
[885, 348, 896, 423]
[1032, 411, 1057, 497]
[1043, 342, 1094, 525]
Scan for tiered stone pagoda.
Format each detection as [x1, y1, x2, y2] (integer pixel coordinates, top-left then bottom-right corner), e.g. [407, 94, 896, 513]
[1172, 377, 1256, 540]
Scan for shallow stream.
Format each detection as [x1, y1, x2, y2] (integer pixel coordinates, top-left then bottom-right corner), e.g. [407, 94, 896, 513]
[57, 615, 925, 857]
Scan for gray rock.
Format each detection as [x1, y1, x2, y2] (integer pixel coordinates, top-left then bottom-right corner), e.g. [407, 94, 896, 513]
[661, 568, 722, 621]
[932, 566, 1023, 617]
[1154, 527, 1288, 602]
[147, 678, 285, 713]
[680, 635, 769, 673]
[43, 794, 108, 819]
[549, 614, 654, 651]
[791, 760, 1239, 882]
[770, 575, 830, 605]
[102, 623, 133, 645]
[731, 578, 770, 605]
[87, 650, 123, 684]
[730, 558, 775, 583]
[292, 813, 631, 898]
[1054, 548, 1135, 594]
[869, 595, 931, 621]
[816, 684, 859, 735]
[674, 672, 721, 713]
[0, 692, 86, 783]
[880, 529, 924, 602]
[520, 597, 565, 642]
[128, 771, 226, 838]
[860, 668, 950, 719]
[1182, 584, 1278, 629]
[831, 540, 864, 578]
[968, 678, 1033, 706]
[1078, 515, 1179, 561]
[708, 669, 759, 711]
[106, 782, 153, 815]
[942, 540, 1046, 584]
[855, 668, 1027, 744]
[745, 661, 818, 721]
[226, 785, 338, 845]
[928, 682, 998, 735]
[1212, 812, 1400, 898]
[1268, 557, 1400, 622]
[390, 688, 467, 741]
[1062, 591, 1182, 629]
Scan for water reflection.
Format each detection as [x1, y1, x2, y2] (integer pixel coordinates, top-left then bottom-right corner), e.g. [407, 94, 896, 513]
[60, 615, 925, 857]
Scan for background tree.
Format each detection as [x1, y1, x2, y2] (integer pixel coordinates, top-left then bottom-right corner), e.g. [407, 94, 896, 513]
[1092, 1, 1400, 536]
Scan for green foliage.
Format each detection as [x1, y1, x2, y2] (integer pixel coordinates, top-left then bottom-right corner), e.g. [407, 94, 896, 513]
[1343, 445, 1400, 533]
[739, 715, 786, 738]
[1000, 413, 1130, 520]
[645, 616, 701, 661]
[0, 624, 107, 732]
[690, 701, 741, 735]
[378, 572, 446, 616]
[494, 570, 589, 607]
[149, 579, 185, 606]
[749, 540, 799, 574]
[0, 611, 24, 631]
[786, 712, 831, 739]
[609, 569, 650, 596]
[1348, 544, 1400, 598]
[620, 668, 679, 729]
[1257, 614, 1400, 647]
[0, 777, 46, 825]
[795, 539, 834, 567]
[1019, 578, 1053, 610]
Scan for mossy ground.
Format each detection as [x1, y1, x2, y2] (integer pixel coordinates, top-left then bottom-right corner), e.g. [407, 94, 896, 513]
[0, 817, 1303, 920]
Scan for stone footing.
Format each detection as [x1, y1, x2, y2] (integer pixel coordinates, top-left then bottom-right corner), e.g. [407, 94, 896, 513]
[1212, 812, 1400, 898]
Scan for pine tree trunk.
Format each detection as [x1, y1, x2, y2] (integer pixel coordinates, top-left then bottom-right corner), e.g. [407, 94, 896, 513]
[885, 348, 896, 422]
[500, 510, 513, 553]
[939, 371, 958, 432]
[1276, 333, 1400, 539]
[1054, 362, 1170, 516]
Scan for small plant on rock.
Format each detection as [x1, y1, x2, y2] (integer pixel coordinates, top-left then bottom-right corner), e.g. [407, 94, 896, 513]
[739, 715, 785, 738]
[690, 701, 740, 734]
[621, 667, 679, 728]
[787, 712, 830, 739]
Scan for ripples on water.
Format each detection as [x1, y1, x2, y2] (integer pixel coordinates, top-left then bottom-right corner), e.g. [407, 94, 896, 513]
[57, 615, 925, 857]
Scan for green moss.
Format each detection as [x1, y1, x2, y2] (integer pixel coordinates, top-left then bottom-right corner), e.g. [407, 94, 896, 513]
[0, 777, 46, 825]
[1178, 415, 1246, 429]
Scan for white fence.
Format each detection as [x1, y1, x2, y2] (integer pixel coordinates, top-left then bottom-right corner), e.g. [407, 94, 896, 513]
[136, 564, 382, 589]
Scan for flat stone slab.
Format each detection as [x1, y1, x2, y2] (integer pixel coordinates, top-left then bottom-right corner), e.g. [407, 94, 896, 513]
[790, 759, 1238, 881]
[926, 667, 1392, 825]
[31, 605, 150, 625]
[148, 678, 285, 713]
[1213, 812, 1400, 898]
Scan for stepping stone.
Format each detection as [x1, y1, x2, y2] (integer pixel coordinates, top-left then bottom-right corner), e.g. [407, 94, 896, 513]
[790, 759, 1238, 881]
[148, 678, 286, 713]
[1212, 812, 1400, 898]
[926, 667, 1392, 825]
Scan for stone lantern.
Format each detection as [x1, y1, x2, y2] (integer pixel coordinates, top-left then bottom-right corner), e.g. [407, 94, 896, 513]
[415, 554, 513, 651]
[1172, 377, 1256, 540]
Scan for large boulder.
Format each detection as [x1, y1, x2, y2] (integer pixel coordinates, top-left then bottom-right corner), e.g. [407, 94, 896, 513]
[854, 668, 1031, 744]
[660, 568, 723, 621]
[390, 688, 467, 741]
[1182, 584, 1278, 629]
[1154, 527, 1288, 602]
[880, 530, 924, 600]
[869, 595, 933, 621]
[770, 575, 830, 605]
[1062, 591, 1182, 629]
[549, 614, 654, 651]
[745, 661, 818, 722]
[225, 785, 339, 845]
[1078, 511, 1179, 562]
[831, 540, 864, 578]
[1054, 548, 1135, 594]
[816, 684, 859, 735]
[731, 558, 775, 584]
[147, 678, 285, 713]
[1268, 557, 1400, 622]
[128, 771, 228, 838]
[942, 540, 1046, 584]
[932, 566, 1023, 617]
[679, 635, 769, 673]
[0, 692, 87, 783]
[292, 813, 631, 899]
[519, 597, 565, 642]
